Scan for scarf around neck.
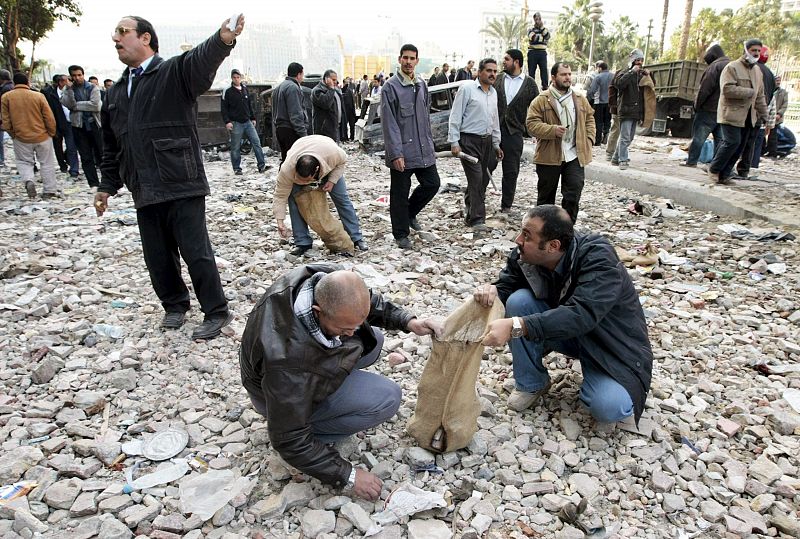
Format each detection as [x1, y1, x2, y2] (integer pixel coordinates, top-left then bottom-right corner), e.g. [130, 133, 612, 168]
[549, 86, 575, 144]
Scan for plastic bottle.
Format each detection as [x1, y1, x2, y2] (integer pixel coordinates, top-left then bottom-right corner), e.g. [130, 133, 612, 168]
[92, 323, 125, 339]
[122, 459, 189, 493]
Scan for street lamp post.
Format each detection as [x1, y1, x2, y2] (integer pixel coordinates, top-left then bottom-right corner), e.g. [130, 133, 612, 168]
[587, 1, 603, 70]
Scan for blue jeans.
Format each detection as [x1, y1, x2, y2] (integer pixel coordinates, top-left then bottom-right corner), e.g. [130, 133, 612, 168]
[0, 129, 5, 164]
[686, 110, 722, 165]
[288, 177, 363, 247]
[612, 119, 637, 164]
[230, 121, 265, 171]
[505, 289, 633, 423]
[247, 329, 401, 443]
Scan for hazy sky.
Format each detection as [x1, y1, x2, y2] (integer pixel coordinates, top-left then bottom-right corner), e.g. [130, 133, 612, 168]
[34, 0, 744, 74]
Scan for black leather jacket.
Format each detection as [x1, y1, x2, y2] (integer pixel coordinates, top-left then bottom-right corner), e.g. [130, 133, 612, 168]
[239, 264, 415, 486]
[494, 233, 653, 423]
[311, 82, 342, 142]
[99, 31, 234, 208]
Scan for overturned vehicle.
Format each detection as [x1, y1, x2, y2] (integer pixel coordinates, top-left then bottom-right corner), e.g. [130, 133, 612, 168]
[355, 80, 471, 153]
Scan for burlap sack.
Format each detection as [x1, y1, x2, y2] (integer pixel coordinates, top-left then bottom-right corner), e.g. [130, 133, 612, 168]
[293, 187, 354, 254]
[407, 297, 505, 453]
[640, 74, 656, 130]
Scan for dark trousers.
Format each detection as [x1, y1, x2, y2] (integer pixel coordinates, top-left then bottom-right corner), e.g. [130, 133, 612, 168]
[709, 122, 753, 180]
[276, 126, 302, 163]
[136, 196, 228, 318]
[737, 126, 765, 175]
[593, 103, 611, 145]
[389, 164, 440, 239]
[493, 126, 523, 210]
[765, 124, 780, 156]
[72, 125, 103, 187]
[686, 110, 722, 165]
[527, 49, 548, 90]
[535, 158, 585, 223]
[53, 128, 79, 175]
[458, 133, 495, 226]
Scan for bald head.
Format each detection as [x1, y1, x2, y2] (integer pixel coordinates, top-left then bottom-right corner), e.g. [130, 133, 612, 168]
[315, 271, 370, 318]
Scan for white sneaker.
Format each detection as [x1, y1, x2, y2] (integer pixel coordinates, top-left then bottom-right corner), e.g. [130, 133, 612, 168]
[507, 383, 551, 412]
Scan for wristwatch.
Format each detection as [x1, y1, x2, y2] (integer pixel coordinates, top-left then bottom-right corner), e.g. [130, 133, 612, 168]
[345, 467, 356, 490]
[511, 317, 524, 338]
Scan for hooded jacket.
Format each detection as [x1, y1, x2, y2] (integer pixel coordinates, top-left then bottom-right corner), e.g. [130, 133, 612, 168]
[493, 234, 653, 423]
[717, 55, 769, 128]
[694, 45, 730, 113]
[613, 50, 651, 120]
[239, 264, 415, 487]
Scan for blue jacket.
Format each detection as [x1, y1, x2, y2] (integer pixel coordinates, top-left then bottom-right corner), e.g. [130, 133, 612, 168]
[380, 73, 436, 169]
[587, 70, 613, 105]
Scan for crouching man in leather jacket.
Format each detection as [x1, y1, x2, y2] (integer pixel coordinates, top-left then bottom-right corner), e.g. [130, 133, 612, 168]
[239, 265, 443, 500]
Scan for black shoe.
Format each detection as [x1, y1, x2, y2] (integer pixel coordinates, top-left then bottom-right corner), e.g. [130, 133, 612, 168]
[59, 166, 68, 173]
[191, 312, 233, 340]
[25, 181, 37, 199]
[160, 311, 186, 329]
[290, 245, 312, 257]
[354, 239, 369, 251]
[409, 218, 423, 231]
[234, 169, 243, 176]
[679, 162, 697, 167]
[396, 237, 412, 250]
[257, 164, 270, 173]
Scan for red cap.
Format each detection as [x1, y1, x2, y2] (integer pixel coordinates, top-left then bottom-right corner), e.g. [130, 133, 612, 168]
[759, 45, 770, 63]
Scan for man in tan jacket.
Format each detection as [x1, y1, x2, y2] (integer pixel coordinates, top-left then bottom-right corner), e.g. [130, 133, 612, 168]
[1, 72, 58, 199]
[525, 62, 595, 222]
[274, 134, 367, 256]
[708, 39, 769, 185]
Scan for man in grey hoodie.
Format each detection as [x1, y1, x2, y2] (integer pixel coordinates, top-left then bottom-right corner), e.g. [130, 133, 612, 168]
[380, 44, 440, 250]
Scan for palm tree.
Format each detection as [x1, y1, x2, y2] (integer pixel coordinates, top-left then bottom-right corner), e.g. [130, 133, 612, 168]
[555, 0, 603, 62]
[660, 0, 669, 57]
[604, 16, 640, 70]
[481, 15, 527, 51]
[678, 0, 694, 58]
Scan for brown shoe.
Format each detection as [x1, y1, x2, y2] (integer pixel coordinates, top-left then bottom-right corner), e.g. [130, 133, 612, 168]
[25, 181, 37, 199]
[707, 170, 719, 183]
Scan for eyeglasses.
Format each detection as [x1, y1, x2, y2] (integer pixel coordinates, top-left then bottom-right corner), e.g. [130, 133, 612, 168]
[112, 26, 137, 38]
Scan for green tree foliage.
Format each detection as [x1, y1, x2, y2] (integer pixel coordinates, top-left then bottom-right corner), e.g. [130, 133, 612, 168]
[0, 0, 81, 72]
[662, 0, 800, 63]
[551, 0, 604, 66]
[481, 15, 527, 51]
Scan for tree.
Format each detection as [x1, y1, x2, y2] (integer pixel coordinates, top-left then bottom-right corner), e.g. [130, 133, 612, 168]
[0, 0, 81, 72]
[601, 16, 641, 70]
[659, 0, 669, 57]
[663, 0, 800, 62]
[481, 15, 526, 52]
[552, 0, 604, 65]
[678, 0, 694, 59]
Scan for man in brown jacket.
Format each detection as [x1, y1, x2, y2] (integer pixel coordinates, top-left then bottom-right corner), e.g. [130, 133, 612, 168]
[708, 39, 769, 185]
[525, 62, 594, 222]
[0, 72, 58, 199]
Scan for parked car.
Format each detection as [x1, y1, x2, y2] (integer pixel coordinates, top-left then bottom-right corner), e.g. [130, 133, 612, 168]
[355, 79, 472, 152]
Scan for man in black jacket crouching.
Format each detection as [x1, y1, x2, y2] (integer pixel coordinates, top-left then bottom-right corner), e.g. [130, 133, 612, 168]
[240, 266, 442, 500]
[476, 205, 653, 425]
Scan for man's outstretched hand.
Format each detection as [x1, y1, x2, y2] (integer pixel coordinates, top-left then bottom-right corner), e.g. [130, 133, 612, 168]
[407, 317, 444, 339]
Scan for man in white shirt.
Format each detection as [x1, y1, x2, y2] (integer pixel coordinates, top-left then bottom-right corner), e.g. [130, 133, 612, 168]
[448, 58, 504, 232]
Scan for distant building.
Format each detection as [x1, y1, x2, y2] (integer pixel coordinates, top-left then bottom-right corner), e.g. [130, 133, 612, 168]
[342, 55, 394, 80]
[479, 2, 558, 59]
[157, 22, 304, 85]
[781, 0, 800, 13]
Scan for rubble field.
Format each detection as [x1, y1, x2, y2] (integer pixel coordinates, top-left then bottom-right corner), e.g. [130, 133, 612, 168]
[0, 144, 798, 539]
